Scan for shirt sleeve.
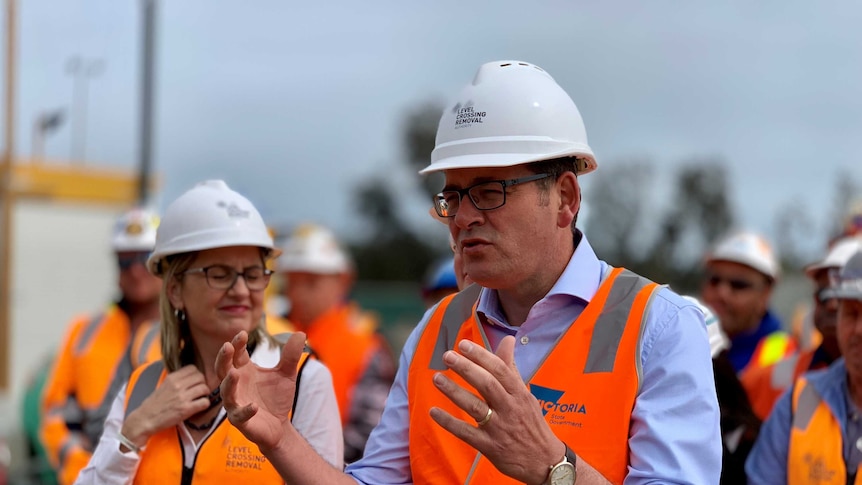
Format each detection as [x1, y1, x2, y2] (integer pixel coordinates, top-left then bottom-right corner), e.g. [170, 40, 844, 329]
[344, 308, 435, 485]
[745, 387, 792, 485]
[625, 290, 722, 485]
[291, 358, 345, 470]
[74, 383, 141, 485]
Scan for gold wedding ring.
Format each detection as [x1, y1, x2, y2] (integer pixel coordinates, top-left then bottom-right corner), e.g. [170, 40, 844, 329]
[476, 406, 493, 427]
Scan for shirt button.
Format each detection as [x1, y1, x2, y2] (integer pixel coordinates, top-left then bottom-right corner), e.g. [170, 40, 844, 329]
[520, 336, 530, 345]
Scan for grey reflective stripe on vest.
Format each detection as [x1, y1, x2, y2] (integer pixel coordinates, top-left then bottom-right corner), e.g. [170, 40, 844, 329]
[125, 361, 165, 418]
[429, 284, 482, 371]
[792, 381, 821, 431]
[58, 432, 87, 467]
[583, 269, 654, 374]
[771, 353, 801, 390]
[136, 323, 160, 366]
[74, 313, 106, 355]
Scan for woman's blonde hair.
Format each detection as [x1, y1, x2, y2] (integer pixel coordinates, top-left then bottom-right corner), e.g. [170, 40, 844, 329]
[158, 248, 276, 372]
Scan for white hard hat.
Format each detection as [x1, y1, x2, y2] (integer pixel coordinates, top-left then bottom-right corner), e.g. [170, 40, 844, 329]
[147, 180, 279, 276]
[277, 223, 351, 274]
[804, 236, 862, 279]
[420, 60, 597, 175]
[112, 208, 159, 252]
[681, 295, 728, 358]
[705, 231, 780, 280]
[823, 250, 862, 301]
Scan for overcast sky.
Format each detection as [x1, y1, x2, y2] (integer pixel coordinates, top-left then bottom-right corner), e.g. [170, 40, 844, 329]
[3, 1, 862, 259]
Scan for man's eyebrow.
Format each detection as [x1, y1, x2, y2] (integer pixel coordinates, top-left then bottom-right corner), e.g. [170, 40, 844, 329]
[442, 177, 499, 191]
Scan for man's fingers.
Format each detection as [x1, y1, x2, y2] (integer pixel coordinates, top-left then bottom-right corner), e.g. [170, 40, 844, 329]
[433, 372, 489, 423]
[429, 407, 487, 449]
[276, 331, 307, 378]
[456, 339, 525, 394]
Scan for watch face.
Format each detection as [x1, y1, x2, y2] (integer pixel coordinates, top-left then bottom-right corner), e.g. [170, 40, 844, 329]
[550, 463, 576, 485]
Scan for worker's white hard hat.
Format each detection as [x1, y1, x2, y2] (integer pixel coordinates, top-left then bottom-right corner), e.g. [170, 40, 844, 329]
[705, 231, 781, 280]
[111, 208, 159, 252]
[277, 223, 351, 275]
[823, 250, 862, 301]
[420, 60, 597, 175]
[804, 236, 862, 280]
[147, 180, 279, 276]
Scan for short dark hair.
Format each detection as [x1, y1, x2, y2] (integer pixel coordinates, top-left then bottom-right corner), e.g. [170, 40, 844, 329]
[527, 156, 583, 231]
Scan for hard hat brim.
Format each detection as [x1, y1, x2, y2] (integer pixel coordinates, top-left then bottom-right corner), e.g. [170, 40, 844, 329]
[420, 148, 596, 175]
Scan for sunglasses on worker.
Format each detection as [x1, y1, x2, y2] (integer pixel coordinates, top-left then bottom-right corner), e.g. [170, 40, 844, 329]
[117, 252, 151, 271]
[705, 273, 758, 291]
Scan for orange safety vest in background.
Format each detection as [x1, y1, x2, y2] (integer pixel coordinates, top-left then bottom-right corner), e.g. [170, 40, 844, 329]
[41, 305, 158, 485]
[741, 330, 797, 377]
[741, 349, 815, 420]
[123, 350, 310, 485]
[407, 268, 659, 485]
[787, 377, 862, 485]
[294, 303, 385, 424]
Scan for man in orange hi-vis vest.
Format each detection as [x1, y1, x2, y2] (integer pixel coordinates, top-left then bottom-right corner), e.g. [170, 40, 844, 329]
[277, 223, 395, 463]
[746, 249, 862, 484]
[701, 231, 796, 382]
[40, 209, 163, 485]
[742, 236, 862, 421]
[216, 60, 721, 485]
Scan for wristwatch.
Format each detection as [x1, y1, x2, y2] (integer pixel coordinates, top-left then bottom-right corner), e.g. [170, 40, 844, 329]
[544, 444, 577, 485]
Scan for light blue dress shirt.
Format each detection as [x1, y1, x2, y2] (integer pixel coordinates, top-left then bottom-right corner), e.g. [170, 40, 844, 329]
[347, 235, 721, 484]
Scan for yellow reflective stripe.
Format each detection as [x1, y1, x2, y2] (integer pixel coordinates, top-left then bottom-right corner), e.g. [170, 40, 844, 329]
[758, 332, 791, 367]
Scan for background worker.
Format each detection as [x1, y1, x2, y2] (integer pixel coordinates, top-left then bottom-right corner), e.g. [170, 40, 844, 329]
[40, 208, 162, 485]
[217, 60, 720, 484]
[77, 180, 342, 483]
[421, 256, 460, 308]
[746, 249, 862, 483]
[278, 223, 395, 463]
[742, 236, 862, 420]
[701, 230, 795, 378]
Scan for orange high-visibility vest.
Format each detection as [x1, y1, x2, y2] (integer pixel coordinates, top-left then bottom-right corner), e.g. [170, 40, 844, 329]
[294, 303, 385, 424]
[407, 267, 659, 485]
[123, 348, 310, 485]
[787, 376, 862, 485]
[741, 330, 797, 377]
[741, 349, 815, 420]
[41, 305, 158, 485]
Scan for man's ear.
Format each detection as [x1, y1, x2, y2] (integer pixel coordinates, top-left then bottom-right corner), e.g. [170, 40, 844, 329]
[557, 172, 580, 229]
[166, 276, 183, 310]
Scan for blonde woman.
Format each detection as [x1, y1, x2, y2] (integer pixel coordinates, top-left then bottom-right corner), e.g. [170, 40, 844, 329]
[77, 180, 342, 484]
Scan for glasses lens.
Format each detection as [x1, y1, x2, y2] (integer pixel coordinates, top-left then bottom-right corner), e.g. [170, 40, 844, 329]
[118, 252, 150, 271]
[707, 274, 754, 291]
[435, 192, 458, 218]
[204, 265, 235, 289]
[468, 182, 506, 210]
[242, 267, 269, 290]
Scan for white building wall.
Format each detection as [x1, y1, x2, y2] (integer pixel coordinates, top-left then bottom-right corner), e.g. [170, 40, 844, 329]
[0, 200, 121, 471]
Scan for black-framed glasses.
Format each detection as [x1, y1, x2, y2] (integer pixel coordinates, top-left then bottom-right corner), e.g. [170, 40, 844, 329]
[117, 252, 151, 271]
[183, 264, 273, 291]
[705, 273, 757, 292]
[432, 173, 553, 218]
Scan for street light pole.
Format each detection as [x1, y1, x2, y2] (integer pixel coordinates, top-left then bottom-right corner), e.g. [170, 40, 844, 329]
[66, 57, 104, 164]
[138, 0, 157, 205]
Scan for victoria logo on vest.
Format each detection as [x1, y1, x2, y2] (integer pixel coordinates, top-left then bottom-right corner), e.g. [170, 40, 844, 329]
[530, 384, 587, 428]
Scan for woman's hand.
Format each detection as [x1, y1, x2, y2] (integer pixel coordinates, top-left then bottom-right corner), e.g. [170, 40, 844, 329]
[121, 365, 211, 449]
[215, 330, 306, 452]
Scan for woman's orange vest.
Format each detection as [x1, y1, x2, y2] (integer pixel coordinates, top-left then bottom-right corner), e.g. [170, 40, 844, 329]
[788, 377, 862, 485]
[296, 303, 383, 424]
[407, 267, 659, 485]
[123, 349, 310, 485]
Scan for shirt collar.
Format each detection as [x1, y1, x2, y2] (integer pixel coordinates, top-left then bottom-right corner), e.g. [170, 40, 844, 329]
[476, 231, 605, 326]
